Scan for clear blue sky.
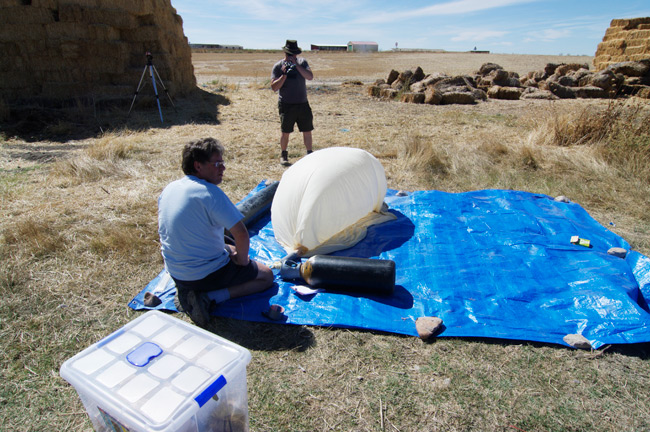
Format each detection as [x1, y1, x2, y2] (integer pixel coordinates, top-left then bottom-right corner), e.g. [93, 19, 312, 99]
[171, 0, 650, 55]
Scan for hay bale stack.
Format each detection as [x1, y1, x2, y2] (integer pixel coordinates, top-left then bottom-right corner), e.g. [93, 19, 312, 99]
[0, 0, 195, 104]
[594, 17, 650, 71]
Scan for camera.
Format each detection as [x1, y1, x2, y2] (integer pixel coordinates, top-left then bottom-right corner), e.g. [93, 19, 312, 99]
[283, 60, 296, 75]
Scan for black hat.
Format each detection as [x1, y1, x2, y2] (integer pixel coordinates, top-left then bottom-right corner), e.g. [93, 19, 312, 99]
[283, 40, 302, 55]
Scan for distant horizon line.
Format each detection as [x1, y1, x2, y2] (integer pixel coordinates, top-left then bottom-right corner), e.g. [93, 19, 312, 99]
[188, 45, 594, 57]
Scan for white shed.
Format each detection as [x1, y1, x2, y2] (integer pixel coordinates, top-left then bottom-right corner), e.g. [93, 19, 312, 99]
[347, 41, 379, 52]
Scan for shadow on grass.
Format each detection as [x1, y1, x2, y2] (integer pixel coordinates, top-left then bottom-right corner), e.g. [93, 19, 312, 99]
[0, 87, 228, 143]
[206, 317, 317, 353]
[423, 335, 650, 359]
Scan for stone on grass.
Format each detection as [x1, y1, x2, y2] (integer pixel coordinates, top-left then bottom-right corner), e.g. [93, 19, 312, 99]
[563, 334, 592, 350]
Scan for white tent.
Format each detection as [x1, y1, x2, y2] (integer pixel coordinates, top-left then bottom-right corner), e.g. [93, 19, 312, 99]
[271, 147, 395, 256]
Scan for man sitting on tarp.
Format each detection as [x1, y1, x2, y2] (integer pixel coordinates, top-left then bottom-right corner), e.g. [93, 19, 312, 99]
[157, 138, 274, 327]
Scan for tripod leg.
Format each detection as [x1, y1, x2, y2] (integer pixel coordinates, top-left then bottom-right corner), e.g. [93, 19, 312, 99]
[149, 65, 164, 123]
[128, 66, 149, 116]
[152, 65, 177, 111]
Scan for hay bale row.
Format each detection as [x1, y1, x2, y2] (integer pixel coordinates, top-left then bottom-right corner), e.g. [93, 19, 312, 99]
[368, 59, 650, 105]
[0, 0, 195, 104]
[594, 17, 650, 70]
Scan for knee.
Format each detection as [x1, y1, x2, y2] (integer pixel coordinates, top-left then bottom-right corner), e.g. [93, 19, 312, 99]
[258, 264, 275, 285]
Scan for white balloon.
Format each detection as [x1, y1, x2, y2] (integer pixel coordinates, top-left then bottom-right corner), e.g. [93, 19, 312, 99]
[271, 147, 394, 256]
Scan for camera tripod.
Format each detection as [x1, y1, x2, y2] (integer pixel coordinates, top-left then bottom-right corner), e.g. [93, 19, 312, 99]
[128, 52, 176, 123]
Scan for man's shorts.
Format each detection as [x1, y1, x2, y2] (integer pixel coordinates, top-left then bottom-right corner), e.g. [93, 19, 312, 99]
[279, 101, 314, 133]
[172, 259, 259, 293]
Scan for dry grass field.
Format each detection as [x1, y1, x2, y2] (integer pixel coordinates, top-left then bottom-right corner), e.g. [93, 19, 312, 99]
[1, 51, 650, 431]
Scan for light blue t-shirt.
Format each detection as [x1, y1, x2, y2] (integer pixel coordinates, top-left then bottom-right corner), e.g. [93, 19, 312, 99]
[158, 175, 243, 281]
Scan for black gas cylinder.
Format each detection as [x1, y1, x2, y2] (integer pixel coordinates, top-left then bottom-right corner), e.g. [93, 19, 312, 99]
[299, 255, 395, 295]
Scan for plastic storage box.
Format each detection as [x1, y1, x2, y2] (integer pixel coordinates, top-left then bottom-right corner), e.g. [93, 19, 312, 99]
[60, 310, 252, 432]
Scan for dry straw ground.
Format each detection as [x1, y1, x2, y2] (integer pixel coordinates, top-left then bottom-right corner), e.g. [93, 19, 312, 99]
[1, 51, 650, 431]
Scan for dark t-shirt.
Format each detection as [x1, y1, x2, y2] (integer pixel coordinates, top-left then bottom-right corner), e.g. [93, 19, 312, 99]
[271, 58, 310, 104]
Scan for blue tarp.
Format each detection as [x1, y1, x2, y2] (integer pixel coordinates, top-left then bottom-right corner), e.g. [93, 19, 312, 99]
[130, 182, 650, 348]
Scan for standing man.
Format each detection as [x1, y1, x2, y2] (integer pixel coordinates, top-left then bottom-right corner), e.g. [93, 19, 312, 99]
[271, 39, 314, 166]
[158, 138, 274, 327]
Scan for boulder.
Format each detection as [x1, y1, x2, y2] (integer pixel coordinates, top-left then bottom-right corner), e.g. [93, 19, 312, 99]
[415, 316, 443, 340]
[632, 86, 650, 99]
[380, 88, 398, 99]
[555, 63, 590, 76]
[487, 85, 523, 100]
[433, 75, 477, 92]
[478, 62, 503, 76]
[548, 81, 576, 98]
[569, 68, 592, 82]
[422, 73, 449, 88]
[520, 88, 558, 100]
[400, 92, 425, 104]
[441, 89, 485, 104]
[575, 85, 608, 98]
[386, 69, 399, 85]
[580, 69, 616, 90]
[409, 80, 427, 93]
[557, 75, 577, 87]
[544, 63, 560, 77]
[424, 88, 443, 105]
[398, 69, 414, 86]
[367, 85, 381, 97]
[607, 60, 650, 77]
[533, 70, 547, 82]
[412, 66, 426, 82]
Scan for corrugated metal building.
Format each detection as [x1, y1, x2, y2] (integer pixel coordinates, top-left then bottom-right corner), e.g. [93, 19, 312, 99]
[347, 41, 379, 52]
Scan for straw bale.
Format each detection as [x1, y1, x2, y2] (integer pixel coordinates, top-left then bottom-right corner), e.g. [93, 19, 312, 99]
[88, 23, 120, 40]
[0, 42, 21, 59]
[57, 4, 84, 22]
[41, 81, 91, 99]
[46, 22, 90, 39]
[58, 4, 137, 29]
[0, 71, 33, 88]
[97, 0, 153, 15]
[3, 6, 55, 24]
[88, 8, 138, 28]
[2, 0, 196, 102]
[59, 0, 99, 7]
[121, 25, 158, 42]
[627, 29, 650, 39]
[625, 46, 645, 56]
[59, 41, 82, 59]
[17, 39, 48, 54]
[93, 84, 134, 98]
[32, 0, 58, 7]
[0, 23, 47, 41]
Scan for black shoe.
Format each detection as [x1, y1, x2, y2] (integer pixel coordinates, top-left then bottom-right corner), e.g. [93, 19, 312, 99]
[173, 289, 185, 313]
[186, 290, 213, 327]
[280, 150, 290, 166]
[176, 288, 213, 327]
